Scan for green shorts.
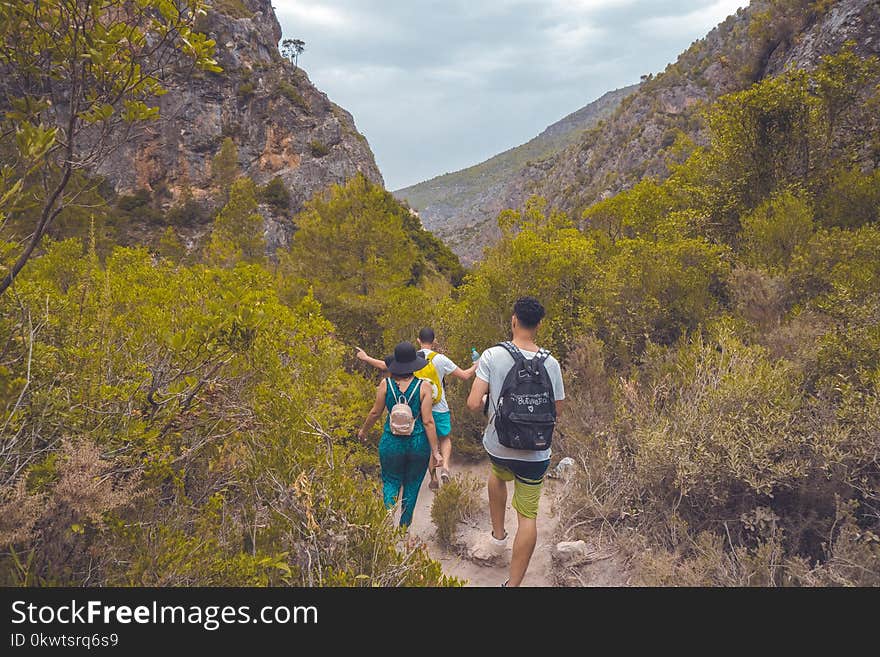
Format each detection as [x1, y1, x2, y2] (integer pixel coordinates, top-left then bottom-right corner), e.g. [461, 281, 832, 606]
[433, 411, 452, 438]
[489, 456, 550, 520]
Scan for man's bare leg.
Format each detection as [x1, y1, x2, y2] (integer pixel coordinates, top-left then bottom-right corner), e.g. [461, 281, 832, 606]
[508, 513, 537, 587]
[487, 470, 508, 540]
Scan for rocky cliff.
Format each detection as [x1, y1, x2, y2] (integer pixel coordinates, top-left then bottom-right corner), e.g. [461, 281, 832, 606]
[394, 85, 636, 263]
[95, 0, 383, 251]
[526, 0, 880, 219]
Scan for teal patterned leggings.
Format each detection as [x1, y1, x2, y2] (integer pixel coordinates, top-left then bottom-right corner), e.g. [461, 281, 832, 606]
[379, 430, 431, 527]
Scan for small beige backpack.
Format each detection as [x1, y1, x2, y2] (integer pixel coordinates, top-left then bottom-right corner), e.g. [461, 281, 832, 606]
[388, 379, 421, 436]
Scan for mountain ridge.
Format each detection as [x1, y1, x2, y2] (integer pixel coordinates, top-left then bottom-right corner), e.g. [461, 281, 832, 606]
[394, 85, 638, 263]
[398, 0, 880, 263]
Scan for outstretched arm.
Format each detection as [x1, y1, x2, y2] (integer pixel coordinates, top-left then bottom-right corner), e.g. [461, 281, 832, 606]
[357, 381, 386, 441]
[356, 347, 388, 371]
[449, 363, 477, 380]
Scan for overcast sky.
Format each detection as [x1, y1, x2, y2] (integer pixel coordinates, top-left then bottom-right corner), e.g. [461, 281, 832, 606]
[271, 1, 746, 190]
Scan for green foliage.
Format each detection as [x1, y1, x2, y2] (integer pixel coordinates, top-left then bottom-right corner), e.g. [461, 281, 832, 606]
[283, 175, 461, 352]
[789, 225, 880, 313]
[206, 177, 266, 267]
[0, 238, 452, 586]
[213, 0, 254, 20]
[400, 209, 466, 286]
[166, 191, 208, 228]
[158, 227, 186, 263]
[276, 81, 309, 111]
[442, 198, 599, 360]
[698, 47, 879, 240]
[550, 47, 880, 586]
[309, 140, 330, 158]
[0, 0, 220, 292]
[595, 237, 729, 362]
[740, 189, 814, 271]
[431, 475, 481, 547]
[212, 138, 241, 193]
[816, 165, 880, 229]
[259, 176, 291, 212]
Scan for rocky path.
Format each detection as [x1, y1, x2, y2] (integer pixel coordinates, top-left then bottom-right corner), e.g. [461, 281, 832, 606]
[408, 459, 562, 587]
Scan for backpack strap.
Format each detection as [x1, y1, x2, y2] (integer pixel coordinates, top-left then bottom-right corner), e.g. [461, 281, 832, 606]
[404, 378, 421, 404]
[387, 377, 420, 406]
[498, 341, 525, 363]
[386, 378, 398, 404]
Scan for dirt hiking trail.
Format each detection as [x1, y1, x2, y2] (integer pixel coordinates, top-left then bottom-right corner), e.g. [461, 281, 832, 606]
[408, 459, 560, 587]
[408, 457, 631, 586]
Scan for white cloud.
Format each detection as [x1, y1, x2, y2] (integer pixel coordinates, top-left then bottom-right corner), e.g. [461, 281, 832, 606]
[273, 1, 353, 29]
[270, 1, 747, 189]
[636, 0, 744, 38]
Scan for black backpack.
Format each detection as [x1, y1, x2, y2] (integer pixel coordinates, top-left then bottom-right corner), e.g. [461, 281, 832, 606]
[489, 341, 557, 451]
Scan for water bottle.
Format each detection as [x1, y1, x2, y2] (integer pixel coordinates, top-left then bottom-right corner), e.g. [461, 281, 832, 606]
[470, 347, 480, 363]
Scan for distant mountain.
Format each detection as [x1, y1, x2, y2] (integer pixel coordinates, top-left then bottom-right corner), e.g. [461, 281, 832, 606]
[398, 0, 880, 264]
[394, 85, 637, 263]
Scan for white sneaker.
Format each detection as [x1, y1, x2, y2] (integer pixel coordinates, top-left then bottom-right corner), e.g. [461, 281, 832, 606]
[469, 530, 508, 562]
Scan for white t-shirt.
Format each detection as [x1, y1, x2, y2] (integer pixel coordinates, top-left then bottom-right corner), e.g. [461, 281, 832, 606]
[418, 350, 458, 413]
[476, 344, 565, 462]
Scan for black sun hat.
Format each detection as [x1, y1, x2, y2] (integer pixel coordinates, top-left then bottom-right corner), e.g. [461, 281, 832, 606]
[384, 341, 428, 377]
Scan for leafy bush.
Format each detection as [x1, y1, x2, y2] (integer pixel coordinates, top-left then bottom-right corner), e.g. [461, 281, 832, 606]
[309, 140, 330, 158]
[259, 176, 291, 212]
[740, 189, 814, 271]
[431, 475, 481, 547]
[817, 165, 880, 229]
[0, 238, 453, 587]
[277, 81, 309, 110]
[213, 0, 254, 20]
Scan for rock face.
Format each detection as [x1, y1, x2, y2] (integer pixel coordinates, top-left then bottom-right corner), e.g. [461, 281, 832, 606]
[399, 0, 880, 262]
[95, 0, 383, 251]
[527, 0, 880, 220]
[394, 86, 636, 264]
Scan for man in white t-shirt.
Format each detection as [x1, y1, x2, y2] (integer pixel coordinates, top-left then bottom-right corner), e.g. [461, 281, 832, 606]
[356, 327, 477, 488]
[466, 297, 565, 587]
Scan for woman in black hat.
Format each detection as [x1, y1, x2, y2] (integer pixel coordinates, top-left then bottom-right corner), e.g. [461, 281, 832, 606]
[357, 342, 443, 527]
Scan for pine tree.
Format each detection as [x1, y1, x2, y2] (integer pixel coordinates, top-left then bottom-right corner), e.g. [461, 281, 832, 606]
[211, 138, 241, 201]
[206, 178, 266, 267]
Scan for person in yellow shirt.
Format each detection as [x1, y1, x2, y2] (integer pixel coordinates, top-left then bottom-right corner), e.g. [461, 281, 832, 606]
[357, 327, 477, 489]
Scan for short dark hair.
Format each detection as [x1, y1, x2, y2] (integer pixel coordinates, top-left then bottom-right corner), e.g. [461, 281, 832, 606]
[513, 296, 545, 329]
[418, 327, 435, 344]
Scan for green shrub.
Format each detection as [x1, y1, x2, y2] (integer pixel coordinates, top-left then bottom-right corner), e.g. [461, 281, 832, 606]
[0, 239, 454, 587]
[431, 475, 481, 547]
[259, 176, 291, 212]
[309, 140, 329, 158]
[116, 189, 152, 212]
[213, 0, 253, 19]
[277, 80, 308, 111]
[561, 325, 880, 585]
[817, 166, 880, 229]
[740, 189, 814, 271]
